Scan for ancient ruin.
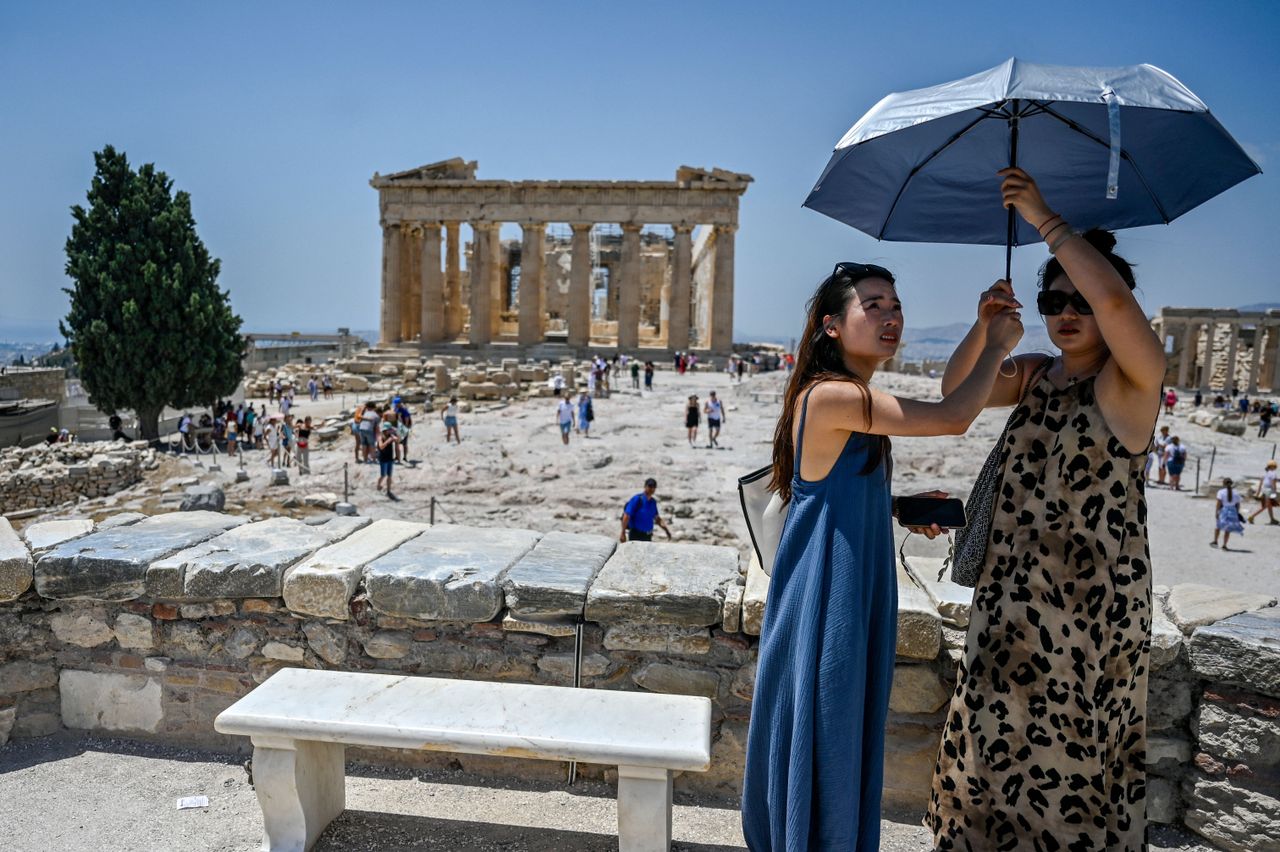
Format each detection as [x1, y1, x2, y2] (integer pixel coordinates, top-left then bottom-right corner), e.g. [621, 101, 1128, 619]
[1153, 307, 1280, 393]
[369, 159, 752, 357]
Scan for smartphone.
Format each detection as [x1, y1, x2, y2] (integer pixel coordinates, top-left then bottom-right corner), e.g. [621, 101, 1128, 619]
[895, 496, 967, 529]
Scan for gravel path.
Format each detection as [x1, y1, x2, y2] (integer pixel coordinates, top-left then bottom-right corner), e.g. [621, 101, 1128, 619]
[0, 735, 1213, 851]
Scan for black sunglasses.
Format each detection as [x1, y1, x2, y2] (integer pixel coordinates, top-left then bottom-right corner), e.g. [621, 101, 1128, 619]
[1037, 290, 1093, 316]
[832, 261, 894, 283]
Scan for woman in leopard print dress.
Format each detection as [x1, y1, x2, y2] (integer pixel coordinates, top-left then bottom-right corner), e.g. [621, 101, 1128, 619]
[927, 168, 1166, 851]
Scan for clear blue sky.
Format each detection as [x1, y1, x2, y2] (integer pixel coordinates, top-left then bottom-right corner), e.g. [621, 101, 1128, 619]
[1, 1, 1276, 343]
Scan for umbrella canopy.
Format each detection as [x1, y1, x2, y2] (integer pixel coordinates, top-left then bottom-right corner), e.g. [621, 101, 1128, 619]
[804, 58, 1261, 250]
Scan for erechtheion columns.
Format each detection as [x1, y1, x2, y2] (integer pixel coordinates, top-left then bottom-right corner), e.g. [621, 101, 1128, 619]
[370, 158, 752, 357]
[1152, 307, 1280, 394]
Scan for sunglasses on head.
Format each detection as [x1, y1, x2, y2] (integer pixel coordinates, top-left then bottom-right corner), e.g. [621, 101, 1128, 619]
[832, 261, 894, 283]
[1037, 290, 1094, 316]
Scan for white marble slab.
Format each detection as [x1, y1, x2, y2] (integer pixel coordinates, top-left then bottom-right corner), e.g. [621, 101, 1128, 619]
[23, 519, 95, 553]
[902, 556, 973, 627]
[215, 667, 712, 772]
[281, 520, 428, 619]
[0, 517, 34, 602]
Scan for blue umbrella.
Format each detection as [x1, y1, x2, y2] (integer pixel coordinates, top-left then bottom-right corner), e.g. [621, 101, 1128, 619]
[804, 58, 1261, 279]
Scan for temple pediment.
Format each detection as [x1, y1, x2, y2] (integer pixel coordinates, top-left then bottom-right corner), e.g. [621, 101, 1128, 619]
[377, 158, 478, 183]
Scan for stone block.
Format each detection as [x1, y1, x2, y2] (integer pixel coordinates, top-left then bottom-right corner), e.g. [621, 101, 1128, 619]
[722, 583, 743, 634]
[269, 468, 289, 486]
[896, 565, 942, 661]
[1196, 700, 1280, 770]
[0, 661, 58, 694]
[113, 613, 154, 651]
[362, 631, 412, 659]
[632, 662, 719, 698]
[179, 485, 225, 512]
[301, 622, 346, 665]
[902, 557, 972, 627]
[35, 511, 246, 601]
[0, 517, 34, 602]
[303, 492, 341, 510]
[60, 670, 162, 733]
[1149, 677, 1194, 730]
[50, 609, 114, 647]
[365, 524, 540, 622]
[0, 706, 14, 747]
[1146, 776, 1178, 824]
[261, 642, 305, 662]
[224, 628, 259, 660]
[741, 555, 768, 637]
[501, 614, 576, 637]
[1183, 777, 1280, 852]
[730, 660, 756, 701]
[1147, 733, 1193, 773]
[149, 515, 370, 600]
[585, 541, 739, 627]
[889, 664, 951, 714]
[603, 624, 712, 655]
[97, 512, 147, 530]
[1165, 583, 1276, 635]
[1151, 609, 1184, 670]
[1188, 608, 1280, 696]
[282, 519, 427, 619]
[881, 720, 940, 811]
[22, 519, 94, 552]
[500, 531, 615, 620]
[536, 652, 610, 680]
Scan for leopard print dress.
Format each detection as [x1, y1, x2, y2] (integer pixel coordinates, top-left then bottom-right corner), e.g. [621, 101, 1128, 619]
[927, 367, 1152, 851]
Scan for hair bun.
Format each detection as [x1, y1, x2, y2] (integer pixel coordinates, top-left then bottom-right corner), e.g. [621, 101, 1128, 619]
[1082, 227, 1117, 254]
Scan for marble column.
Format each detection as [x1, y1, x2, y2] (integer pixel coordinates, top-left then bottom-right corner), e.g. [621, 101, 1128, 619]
[444, 222, 463, 340]
[668, 225, 693, 352]
[1223, 321, 1240, 392]
[710, 224, 737, 353]
[617, 224, 643, 351]
[1267, 325, 1280, 391]
[404, 225, 424, 342]
[1247, 325, 1266, 394]
[1177, 321, 1196, 388]
[568, 224, 593, 349]
[518, 222, 547, 346]
[1200, 321, 1216, 393]
[484, 223, 504, 338]
[420, 223, 445, 344]
[469, 223, 491, 346]
[380, 223, 402, 345]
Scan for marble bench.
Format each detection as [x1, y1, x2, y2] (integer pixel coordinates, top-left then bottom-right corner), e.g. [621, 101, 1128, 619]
[214, 668, 713, 852]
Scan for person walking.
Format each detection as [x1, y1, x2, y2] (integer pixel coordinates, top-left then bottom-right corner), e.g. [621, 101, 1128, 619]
[1260, 404, 1272, 438]
[1164, 387, 1177, 415]
[1248, 459, 1279, 524]
[630, 359, 641, 390]
[619, 478, 672, 542]
[375, 421, 399, 499]
[393, 397, 412, 462]
[1212, 477, 1246, 549]
[684, 395, 700, 447]
[742, 260, 1017, 851]
[1166, 435, 1188, 490]
[703, 391, 725, 448]
[322, 374, 333, 399]
[1154, 424, 1172, 486]
[644, 360, 654, 391]
[557, 392, 576, 446]
[928, 170, 1164, 851]
[308, 376, 318, 402]
[359, 401, 380, 462]
[264, 420, 280, 468]
[577, 391, 593, 438]
[441, 396, 461, 444]
[296, 416, 312, 474]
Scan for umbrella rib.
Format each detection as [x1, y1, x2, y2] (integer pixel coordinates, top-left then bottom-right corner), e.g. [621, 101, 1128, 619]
[1036, 104, 1172, 223]
[878, 111, 995, 240]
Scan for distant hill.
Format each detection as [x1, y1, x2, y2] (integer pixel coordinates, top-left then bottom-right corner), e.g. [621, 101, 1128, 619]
[1239, 303, 1280, 313]
[900, 321, 1053, 362]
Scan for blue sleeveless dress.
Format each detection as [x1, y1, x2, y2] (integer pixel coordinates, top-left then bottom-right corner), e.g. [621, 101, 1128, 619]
[742, 387, 897, 851]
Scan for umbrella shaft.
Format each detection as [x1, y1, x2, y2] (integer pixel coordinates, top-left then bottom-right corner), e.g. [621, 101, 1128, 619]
[1005, 102, 1020, 282]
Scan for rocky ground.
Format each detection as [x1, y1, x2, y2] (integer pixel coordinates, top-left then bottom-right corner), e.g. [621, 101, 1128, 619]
[16, 365, 1279, 595]
[0, 735, 1213, 851]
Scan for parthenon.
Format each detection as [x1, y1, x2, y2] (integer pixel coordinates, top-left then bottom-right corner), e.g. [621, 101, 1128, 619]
[1152, 307, 1280, 393]
[370, 158, 752, 357]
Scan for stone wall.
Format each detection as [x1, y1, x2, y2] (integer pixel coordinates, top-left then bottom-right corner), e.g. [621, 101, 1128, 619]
[0, 367, 66, 402]
[1, 511, 1278, 847]
[0, 441, 150, 515]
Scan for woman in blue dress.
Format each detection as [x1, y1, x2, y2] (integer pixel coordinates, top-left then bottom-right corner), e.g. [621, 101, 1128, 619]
[742, 262, 1024, 850]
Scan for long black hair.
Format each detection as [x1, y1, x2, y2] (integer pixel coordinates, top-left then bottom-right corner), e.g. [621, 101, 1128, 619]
[770, 265, 894, 502]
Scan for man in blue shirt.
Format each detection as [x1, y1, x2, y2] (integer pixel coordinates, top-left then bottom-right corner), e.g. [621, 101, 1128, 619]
[620, 478, 672, 542]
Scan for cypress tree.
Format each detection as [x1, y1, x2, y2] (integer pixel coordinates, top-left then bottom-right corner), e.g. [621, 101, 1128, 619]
[62, 145, 244, 440]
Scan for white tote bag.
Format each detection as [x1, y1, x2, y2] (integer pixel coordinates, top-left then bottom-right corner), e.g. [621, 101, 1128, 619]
[737, 464, 789, 576]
